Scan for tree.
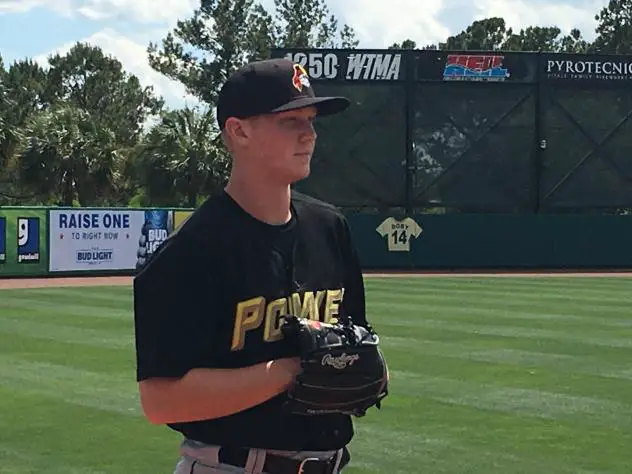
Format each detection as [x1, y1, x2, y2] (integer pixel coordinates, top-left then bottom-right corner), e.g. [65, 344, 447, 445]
[0, 82, 19, 171]
[593, 0, 632, 53]
[17, 104, 123, 206]
[440, 18, 511, 51]
[132, 106, 230, 206]
[0, 59, 50, 170]
[46, 43, 164, 147]
[503, 26, 592, 52]
[558, 28, 593, 53]
[271, 0, 358, 49]
[425, 17, 592, 53]
[147, 0, 358, 105]
[389, 39, 417, 49]
[503, 26, 565, 51]
[0, 56, 11, 167]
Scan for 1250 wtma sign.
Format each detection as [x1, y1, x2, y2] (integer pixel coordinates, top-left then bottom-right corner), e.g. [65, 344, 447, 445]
[274, 49, 405, 81]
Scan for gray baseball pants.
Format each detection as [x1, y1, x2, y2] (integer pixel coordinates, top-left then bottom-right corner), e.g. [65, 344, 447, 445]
[173, 438, 347, 474]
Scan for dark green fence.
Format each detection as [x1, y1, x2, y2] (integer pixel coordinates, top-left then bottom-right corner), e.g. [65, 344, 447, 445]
[268, 48, 632, 270]
[272, 48, 632, 214]
[346, 212, 632, 270]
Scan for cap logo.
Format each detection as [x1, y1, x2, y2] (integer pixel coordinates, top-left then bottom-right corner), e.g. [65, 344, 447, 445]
[292, 64, 311, 92]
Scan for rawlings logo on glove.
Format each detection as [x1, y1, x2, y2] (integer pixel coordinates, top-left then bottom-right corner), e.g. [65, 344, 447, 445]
[280, 314, 389, 417]
[321, 353, 360, 369]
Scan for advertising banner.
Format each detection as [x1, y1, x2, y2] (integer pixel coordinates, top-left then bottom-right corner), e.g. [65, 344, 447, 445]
[415, 51, 537, 84]
[173, 210, 193, 230]
[48, 208, 175, 273]
[542, 53, 632, 83]
[0, 208, 48, 277]
[270, 48, 406, 81]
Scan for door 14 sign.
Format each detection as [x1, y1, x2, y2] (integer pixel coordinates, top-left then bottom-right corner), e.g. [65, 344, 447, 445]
[376, 217, 423, 252]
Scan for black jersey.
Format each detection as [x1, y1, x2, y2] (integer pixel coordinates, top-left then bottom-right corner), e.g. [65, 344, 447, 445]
[133, 190, 368, 450]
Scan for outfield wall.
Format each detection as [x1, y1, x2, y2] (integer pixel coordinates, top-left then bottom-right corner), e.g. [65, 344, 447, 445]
[346, 213, 632, 271]
[0, 207, 195, 278]
[0, 207, 630, 277]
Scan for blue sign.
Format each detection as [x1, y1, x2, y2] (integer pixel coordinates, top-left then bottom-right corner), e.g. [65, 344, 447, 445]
[142, 210, 170, 256]
[17, 217, 40, 264]
[0, 217, 6, 264]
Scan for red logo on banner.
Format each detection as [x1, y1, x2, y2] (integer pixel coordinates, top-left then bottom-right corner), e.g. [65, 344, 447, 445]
[443, 55, 510, 81]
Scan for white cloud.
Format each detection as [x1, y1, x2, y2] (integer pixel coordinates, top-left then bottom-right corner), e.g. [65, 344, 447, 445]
[0, 0, 72, 15]
[5, 0, 614, 117]
[0, 0, 196, 23]
[327, 0, 609, 48]
[474, 0, 608, 38]
[332, 0, 451, 47]
[76, 0, 197, 24]
[34, 28, 200, 111]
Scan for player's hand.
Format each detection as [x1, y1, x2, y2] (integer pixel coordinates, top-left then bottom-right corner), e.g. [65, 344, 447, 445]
[266, 357, 302, 390]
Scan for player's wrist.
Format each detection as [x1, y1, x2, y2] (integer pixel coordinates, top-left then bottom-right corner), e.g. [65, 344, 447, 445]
[266, 357, 302, 389]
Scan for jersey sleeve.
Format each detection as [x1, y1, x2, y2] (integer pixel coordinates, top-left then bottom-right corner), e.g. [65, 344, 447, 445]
[338, 215, 368, 328]
[375, 218, 391, 237]
[133, 234, 218, 382]
[407, 218, 423, 239]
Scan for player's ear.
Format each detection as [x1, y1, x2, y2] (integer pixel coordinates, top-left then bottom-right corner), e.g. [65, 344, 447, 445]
[224, 117, 250, 144]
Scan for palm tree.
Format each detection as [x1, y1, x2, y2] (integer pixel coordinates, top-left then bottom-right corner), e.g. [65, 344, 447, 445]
[0, 80, 21, 170]
[134, 105, 230, 207]
[0, 79, 28, 203]
[17, 103, 123, 206]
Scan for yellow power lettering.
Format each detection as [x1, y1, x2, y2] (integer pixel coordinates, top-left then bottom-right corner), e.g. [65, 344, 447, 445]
[264, 298, 288, 343]
[323, 289, 343, 323]
[315, 290, 327, 319]
[291, 291, 318, 320]
[231, 297, 265, 351]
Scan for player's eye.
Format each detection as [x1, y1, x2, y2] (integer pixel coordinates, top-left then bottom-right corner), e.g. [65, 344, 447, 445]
[279, 117, 312, 130]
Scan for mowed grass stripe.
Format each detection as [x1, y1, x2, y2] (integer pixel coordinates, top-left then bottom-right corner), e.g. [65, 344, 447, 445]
[0, 443, 109, 474]
[0, 294, 132, 328]
[347, 422, 605, 474]
[0, 286, 133, 308]
[356, 391, 630, 474]
[370, 286, 632, 315]
[0, 330, 132, 375]
[384, 320, 632, 360]
[1, 278, 631, 473]
[0, 386, 181, 474]
[383, 340, 632, 407]
[372, 299, 632, 333]
[378, 314, 632, 349]
[385, 368, 632, 430]
[351, 378, 630, 473]
[0, 317, 132, 349]
[0, 355, 140, 415]
[366, 276, 632, 292]
[384, 337, 632, 382]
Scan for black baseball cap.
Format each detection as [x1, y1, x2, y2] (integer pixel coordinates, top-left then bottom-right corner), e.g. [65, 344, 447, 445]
[216, 58, 350, 130]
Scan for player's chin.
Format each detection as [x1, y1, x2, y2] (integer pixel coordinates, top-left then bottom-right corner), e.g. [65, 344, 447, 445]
[291, 154, 311, 173]
[287, 164, 311, 183]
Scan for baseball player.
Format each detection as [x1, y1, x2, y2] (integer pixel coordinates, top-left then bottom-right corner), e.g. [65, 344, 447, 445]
[133, 58, 388, 474]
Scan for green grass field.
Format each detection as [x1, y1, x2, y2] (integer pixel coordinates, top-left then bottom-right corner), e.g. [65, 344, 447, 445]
[1, 276, 631, 473]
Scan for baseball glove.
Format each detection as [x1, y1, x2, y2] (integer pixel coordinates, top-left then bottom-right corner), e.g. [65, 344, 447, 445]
[280, 314, 389, 417]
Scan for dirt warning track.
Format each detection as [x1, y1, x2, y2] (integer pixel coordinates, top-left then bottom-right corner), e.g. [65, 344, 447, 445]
[0, 276, 133, 289]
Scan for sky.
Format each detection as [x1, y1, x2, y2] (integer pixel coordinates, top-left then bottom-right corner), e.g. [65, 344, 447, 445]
[0, 0, 610, 110]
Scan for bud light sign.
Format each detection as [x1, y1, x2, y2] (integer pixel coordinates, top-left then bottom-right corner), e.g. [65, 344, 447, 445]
[76, 248, 114, 265]
[142, 210, 170, 255]
[49, 209, 148, 272]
